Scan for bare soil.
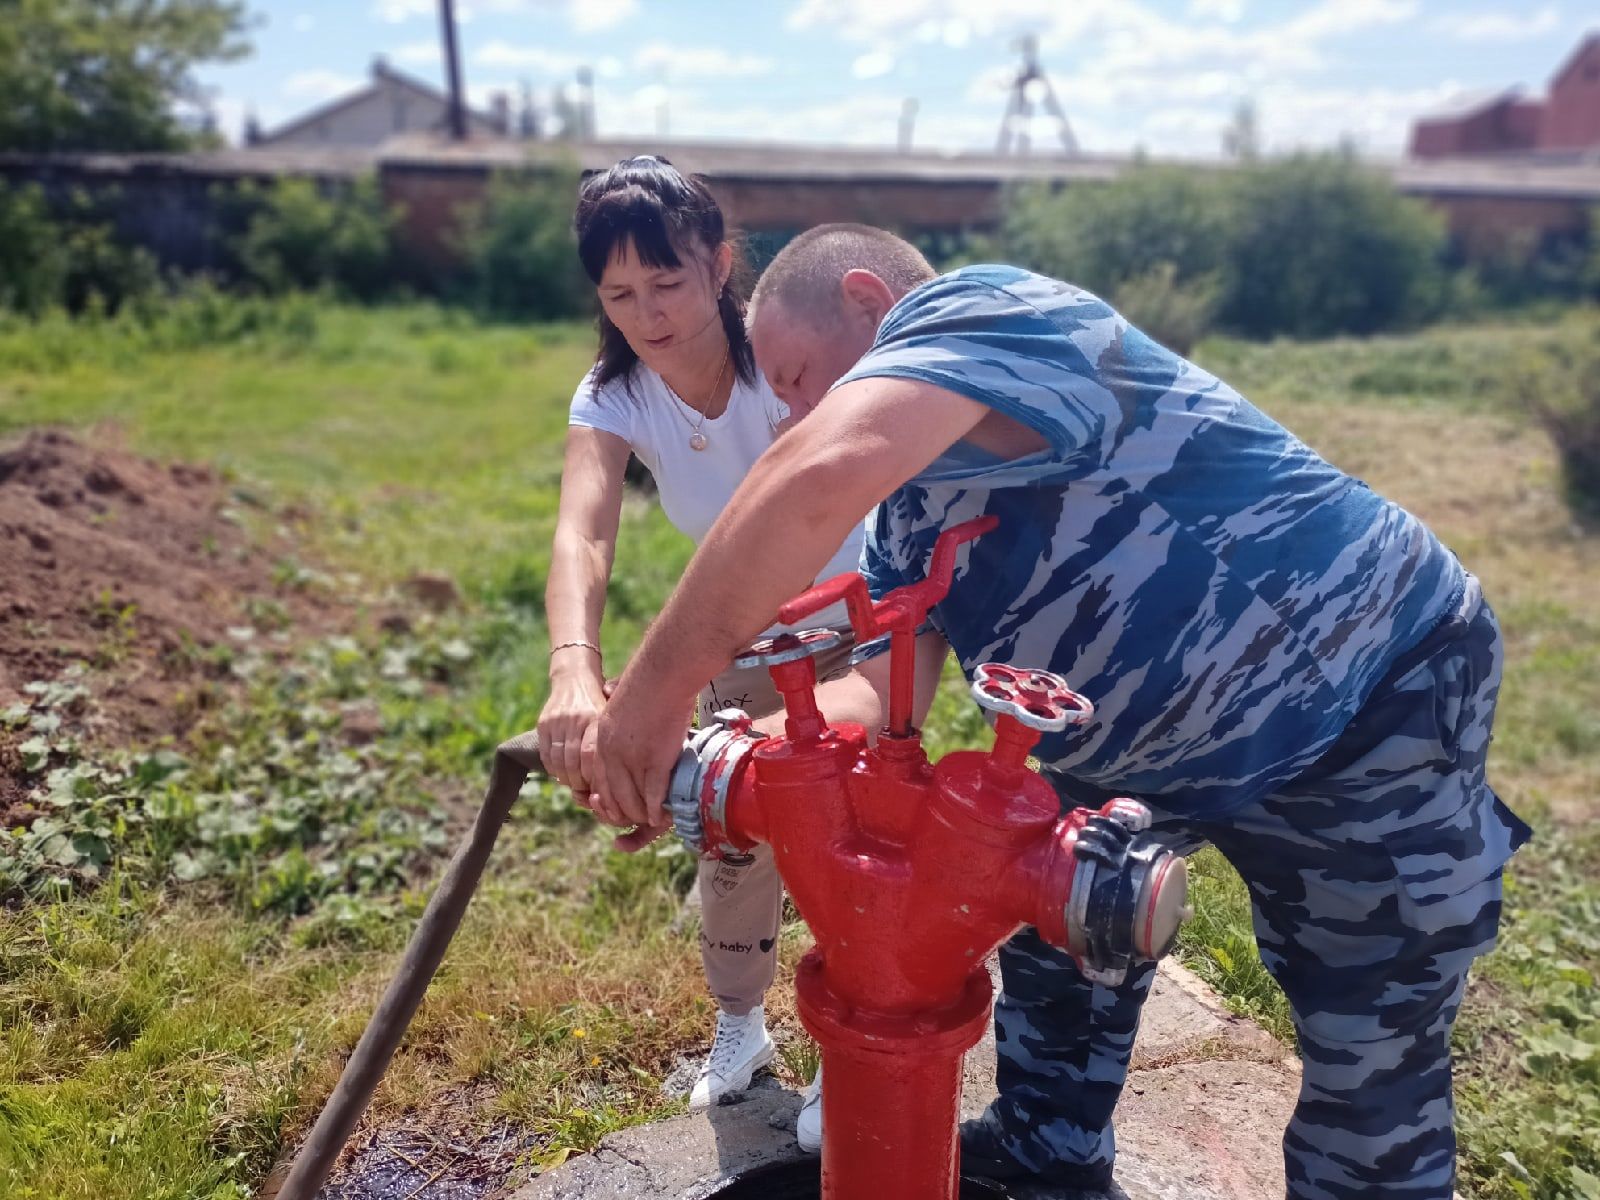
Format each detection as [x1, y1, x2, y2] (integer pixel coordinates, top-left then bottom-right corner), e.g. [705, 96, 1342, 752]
[0, 428, 345, 822]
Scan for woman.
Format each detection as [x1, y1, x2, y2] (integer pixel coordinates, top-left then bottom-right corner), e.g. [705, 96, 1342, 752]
[537, 157, 856, 1149]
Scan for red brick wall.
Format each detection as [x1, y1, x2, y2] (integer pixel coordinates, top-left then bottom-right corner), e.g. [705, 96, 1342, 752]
[1543, 40, 1600, 149]
[705, 176, 1001, 233]
[1428, 193, 1591, 258]
[381, 166, 491, 277]
[1410, 99, 1543, 158]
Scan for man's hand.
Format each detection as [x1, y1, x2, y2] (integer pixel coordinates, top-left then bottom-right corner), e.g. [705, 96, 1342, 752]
[588, 672, 696, 836]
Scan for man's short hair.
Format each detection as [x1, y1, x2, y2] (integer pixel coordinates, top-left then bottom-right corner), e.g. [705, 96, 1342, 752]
[753, 224, 936, 324]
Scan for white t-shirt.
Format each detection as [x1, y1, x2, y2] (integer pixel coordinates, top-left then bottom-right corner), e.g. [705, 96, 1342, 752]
[568, 363, 863, 633]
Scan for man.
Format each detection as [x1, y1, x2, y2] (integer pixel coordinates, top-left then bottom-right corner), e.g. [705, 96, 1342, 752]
[586, 224, 1530, 1197]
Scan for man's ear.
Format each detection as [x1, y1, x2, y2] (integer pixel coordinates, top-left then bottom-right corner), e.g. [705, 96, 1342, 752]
[840, 269, 895, 329]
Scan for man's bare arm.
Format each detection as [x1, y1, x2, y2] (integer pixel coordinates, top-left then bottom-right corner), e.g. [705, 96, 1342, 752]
[592, 378, 987, 827]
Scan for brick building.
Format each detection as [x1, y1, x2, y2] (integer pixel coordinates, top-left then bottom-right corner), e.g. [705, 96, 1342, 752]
[1411, 34, 1600, 159]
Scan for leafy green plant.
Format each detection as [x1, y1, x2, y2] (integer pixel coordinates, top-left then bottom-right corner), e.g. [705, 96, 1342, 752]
[0, 182, 161, 316]
[458, 164, 592, 320]
[1111, 261, 1221, 356]
[0, 182, 68, 315]
[237, 175, 400, 301]
[1222, 154, 1448, 338]
[1004, 166, 1234, 300]
[1502, 315, 1600, 523]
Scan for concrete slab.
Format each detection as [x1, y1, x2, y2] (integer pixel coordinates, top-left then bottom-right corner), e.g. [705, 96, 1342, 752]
[514, 959, 1301, 1200]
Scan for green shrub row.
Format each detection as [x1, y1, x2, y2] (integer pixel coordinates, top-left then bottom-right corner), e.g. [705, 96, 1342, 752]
[0, 165, 591, 319]
[1000, 155, 1599, 348]
[3, 155, 1597, 341]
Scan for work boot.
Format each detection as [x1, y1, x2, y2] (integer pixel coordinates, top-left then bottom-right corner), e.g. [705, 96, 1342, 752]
[959, 1115, 1114, 1192]
[796, 1063, 823, 1152]
[689, 1006, 775, 1109]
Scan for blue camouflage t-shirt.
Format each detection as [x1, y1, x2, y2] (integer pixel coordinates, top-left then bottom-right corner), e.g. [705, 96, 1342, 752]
[841, 265, 1465, 818]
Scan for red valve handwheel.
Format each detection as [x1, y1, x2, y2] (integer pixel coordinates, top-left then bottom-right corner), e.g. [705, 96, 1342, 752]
[970, 663, 1094, 733]
[734, 628, 843, 670]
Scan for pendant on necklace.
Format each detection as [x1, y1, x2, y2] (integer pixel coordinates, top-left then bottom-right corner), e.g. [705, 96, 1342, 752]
[689, 432, 708, 451]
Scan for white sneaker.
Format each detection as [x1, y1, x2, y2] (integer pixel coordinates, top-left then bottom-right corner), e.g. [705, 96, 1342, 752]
[796, 1063, 823, 1152]
[688, 1006, 776, 1110]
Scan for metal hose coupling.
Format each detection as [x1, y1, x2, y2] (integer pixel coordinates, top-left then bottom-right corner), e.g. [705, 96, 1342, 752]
[666, 709, 760, 862]
[1039, 797, 1192, 988]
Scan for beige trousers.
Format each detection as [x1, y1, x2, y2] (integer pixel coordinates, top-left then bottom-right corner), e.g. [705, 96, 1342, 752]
[694, 627, 855, 1016]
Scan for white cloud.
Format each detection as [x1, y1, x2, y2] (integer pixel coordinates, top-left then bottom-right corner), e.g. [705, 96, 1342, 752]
[374, 0, 634, 32]
[282, 70, 363, 102]
[633, 44, 775, 78]
[393, 40, 440, 66]
[852, 51, 897, 79]
[1435, 6, 1563, 42]
[573, 0, 638, 33]
[1188, 0, 1244, 21]
[476, 40, 585, 72]
[474, 40, 622, 79]
[372, 0, 434, 22]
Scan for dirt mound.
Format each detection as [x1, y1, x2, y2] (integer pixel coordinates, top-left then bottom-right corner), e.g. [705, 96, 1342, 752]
[0, 429, 341, 768]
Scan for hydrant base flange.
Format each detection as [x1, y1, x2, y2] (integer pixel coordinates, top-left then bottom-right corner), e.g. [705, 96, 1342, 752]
[794, 953, 993, 1057]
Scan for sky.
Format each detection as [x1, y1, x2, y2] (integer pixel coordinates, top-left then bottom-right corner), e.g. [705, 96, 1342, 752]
[198, 0, 1598, 158]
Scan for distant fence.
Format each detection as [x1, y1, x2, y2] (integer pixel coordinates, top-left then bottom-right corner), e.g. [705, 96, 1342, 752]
[3, 141, 1597, 284]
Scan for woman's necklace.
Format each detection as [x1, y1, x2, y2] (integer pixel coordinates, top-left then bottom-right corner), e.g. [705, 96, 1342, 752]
[665, 345, 730, 452]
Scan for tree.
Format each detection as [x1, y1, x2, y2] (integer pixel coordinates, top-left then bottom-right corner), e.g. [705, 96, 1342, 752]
[0, 0, 252, 153]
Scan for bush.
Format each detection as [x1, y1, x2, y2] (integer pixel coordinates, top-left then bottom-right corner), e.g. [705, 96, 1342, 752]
[237, 174, 399, 300]
[0, 182, 67, 314]
[459, 164, 591, 320]
[1111, 262, 1220, 356]
[1507, 314, 1600, 523]
[1221, 155, 1448, 338]
[1001, 155, 1450, 341]
[0, 181, 160, 315]
[1005, 168, 1234, 299]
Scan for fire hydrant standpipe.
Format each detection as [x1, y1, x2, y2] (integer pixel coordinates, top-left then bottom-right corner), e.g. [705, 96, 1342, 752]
[669, 516, 1192, 1200]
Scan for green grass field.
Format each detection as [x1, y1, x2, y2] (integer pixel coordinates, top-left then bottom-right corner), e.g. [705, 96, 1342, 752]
[0, 298, 1596, 1199]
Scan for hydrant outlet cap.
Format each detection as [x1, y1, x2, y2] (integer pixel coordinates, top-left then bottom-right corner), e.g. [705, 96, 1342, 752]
[1135, 852, 1190, 960]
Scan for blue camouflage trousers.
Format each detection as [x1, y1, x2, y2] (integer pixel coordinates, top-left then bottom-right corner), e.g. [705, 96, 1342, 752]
[984, 577, 1532, 1198]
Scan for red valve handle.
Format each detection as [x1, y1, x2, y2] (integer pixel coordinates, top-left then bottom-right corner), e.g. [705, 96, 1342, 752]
[971, 664, 1094, 733]
[970, 663, 1093, 777]
[775, 515, 998, 738]
[777, 514, 999, 644]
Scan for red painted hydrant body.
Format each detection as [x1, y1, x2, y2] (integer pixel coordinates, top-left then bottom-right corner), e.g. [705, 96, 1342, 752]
[666, 518, 1190, 1200]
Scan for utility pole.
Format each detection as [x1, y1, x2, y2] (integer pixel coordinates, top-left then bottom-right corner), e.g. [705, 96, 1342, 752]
[439, 0, 467, 140]
[898, 98, 919, 153]
[576, 66, 596, 140]
[996, 35, 1077, 157]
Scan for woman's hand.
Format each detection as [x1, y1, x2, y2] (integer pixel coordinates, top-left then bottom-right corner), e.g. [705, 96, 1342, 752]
[536, 668, 607, 795]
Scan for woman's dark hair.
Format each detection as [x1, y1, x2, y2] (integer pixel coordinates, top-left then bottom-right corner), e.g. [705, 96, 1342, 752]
[574, 155, 754, 390]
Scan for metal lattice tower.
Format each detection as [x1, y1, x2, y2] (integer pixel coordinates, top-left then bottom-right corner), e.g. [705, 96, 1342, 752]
[996, 35, 1078, 156]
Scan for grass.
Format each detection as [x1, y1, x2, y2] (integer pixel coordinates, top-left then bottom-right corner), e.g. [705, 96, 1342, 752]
[0, 296, 1597, 1198]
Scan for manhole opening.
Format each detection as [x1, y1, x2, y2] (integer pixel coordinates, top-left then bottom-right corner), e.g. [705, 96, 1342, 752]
[704, 1159, 1015, 1199]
